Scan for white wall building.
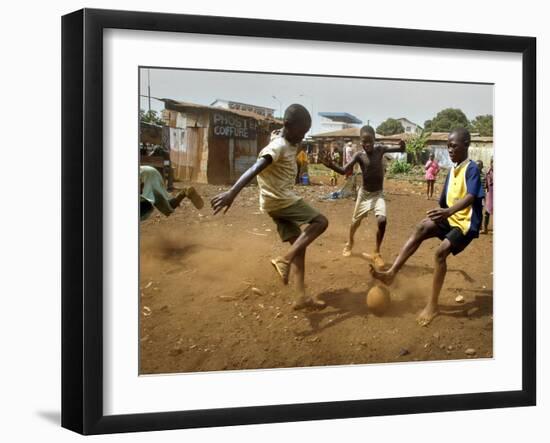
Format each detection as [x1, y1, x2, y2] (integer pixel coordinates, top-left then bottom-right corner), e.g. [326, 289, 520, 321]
[396, 117, 423, 134]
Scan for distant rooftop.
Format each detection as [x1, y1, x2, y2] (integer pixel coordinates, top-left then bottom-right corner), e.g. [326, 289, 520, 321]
[396, 117, 422, 128]
[318, 112, 363, 124]
[210, 98, 275, 111]
[311, 127, 382, 139]
[162, 99, 282, 123]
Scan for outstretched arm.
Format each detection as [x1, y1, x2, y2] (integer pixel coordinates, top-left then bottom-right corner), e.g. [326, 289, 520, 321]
[211, 155, 272, 214]
[382, 140, 406, 153]
[321, 151, 358, 175]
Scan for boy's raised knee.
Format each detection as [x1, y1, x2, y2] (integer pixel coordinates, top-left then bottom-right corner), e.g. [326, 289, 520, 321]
[314, 214, 329, 231]
[414, 220, 431, 237]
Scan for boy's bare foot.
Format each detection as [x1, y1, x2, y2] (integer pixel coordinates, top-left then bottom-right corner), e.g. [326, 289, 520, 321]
[361, 252, 373, 261]
[293, 295, 326, 311]
[372, 253, 385, 269]
[416, 303, 439, 327]
[271, 257, 290, 285]
[369, 264, 395, 285]
[342, 243, 353, 257]
[185, 186, 204, 209]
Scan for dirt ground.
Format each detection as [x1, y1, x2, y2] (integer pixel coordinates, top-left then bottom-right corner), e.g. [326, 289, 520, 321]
[139, 174, 493, 374]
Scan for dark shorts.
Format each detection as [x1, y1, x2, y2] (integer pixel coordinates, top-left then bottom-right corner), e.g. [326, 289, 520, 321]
[434, 219, 476, 255]
[268, 199, 321, 242]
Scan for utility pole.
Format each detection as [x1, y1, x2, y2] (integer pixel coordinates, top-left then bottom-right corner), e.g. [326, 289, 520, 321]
[272, 95, 282, 119]
[147, 69, 151, 112]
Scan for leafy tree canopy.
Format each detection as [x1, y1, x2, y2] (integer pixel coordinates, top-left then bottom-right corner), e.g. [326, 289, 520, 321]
[376, 118, 405, 136]
[424, 108, 469, 133]
[470, 114, 493, 136]
[140, 109, 164, 126]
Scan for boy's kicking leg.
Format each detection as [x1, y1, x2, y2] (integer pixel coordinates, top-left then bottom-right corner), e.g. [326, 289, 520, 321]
[417, 239, 452, 326]
[271, 214, 329, 284]
[169, 186, 204, 210]
[370, 218, 440, 285]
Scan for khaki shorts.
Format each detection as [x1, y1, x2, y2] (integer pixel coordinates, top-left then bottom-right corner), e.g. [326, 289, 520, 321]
[352, 188, 386, 223]
[268, 199, 321, 242]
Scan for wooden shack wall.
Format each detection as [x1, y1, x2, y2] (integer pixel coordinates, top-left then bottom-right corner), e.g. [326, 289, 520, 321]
[163, 108, 282, 184]
[163, 109, 210, 183]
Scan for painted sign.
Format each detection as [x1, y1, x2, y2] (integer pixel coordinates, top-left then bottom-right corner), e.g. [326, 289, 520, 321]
[212, 112, 257, 139]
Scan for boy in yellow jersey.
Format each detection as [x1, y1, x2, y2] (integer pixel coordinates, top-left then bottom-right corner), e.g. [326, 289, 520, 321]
[371, 128, 484, 326]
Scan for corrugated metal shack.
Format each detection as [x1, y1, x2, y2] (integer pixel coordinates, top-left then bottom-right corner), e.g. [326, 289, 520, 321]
[381, 132, 494, 168]
[309, 127, 392, 163]
[310, 128, 493, 167]
[161, 99, 283, 184]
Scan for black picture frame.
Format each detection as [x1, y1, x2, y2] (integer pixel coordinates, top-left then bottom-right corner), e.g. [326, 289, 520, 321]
[61, 8, 536, 435]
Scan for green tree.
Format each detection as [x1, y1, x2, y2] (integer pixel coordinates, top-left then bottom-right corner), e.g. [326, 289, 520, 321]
[140, 109, 164, 126]
[470, 114, 493, 136]
[376, 118, 405, 135]
[424, 108, 469, 132]
[406, 130, 431, 165]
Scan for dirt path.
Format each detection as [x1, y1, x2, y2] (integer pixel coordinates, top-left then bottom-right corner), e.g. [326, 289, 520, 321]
[139, 177, 493, 374]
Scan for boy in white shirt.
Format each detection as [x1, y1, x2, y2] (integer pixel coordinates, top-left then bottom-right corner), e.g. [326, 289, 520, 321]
[211, 104, 328, 310]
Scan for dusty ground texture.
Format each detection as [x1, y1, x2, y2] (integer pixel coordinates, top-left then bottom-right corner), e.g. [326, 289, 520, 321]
[139, 174, 493, 374]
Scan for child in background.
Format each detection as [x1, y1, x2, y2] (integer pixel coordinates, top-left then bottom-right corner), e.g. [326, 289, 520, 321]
[424, 153, 440, 200]
[329, 144, 341, 186]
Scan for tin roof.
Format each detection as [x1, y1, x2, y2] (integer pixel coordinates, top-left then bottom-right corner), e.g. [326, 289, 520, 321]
[162, 99, 283, 124]
[310, 127, 381, 138]
[318, 112, 363, 124]
[312, 129, 493, 143]
[380, 132, 493, 143]
[210, 98, 275, 112]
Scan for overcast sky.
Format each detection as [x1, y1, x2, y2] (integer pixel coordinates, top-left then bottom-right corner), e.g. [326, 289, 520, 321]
[139, 67, 493, 134]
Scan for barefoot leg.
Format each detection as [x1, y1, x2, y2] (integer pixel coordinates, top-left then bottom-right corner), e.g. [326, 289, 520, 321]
[374, 215, 386, 255]
[290, 240, 306, 297]
[417, 239, 452, 326]
[371, 218, 439, 285]
[290, 246, 325, 310]
[344, 219, 361, 256]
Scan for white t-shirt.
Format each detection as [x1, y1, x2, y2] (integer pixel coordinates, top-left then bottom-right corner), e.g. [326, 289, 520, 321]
[257, 135, 301, 212]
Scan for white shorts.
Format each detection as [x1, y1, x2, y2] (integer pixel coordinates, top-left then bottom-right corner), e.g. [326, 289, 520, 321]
[351, 188, 386, 223]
